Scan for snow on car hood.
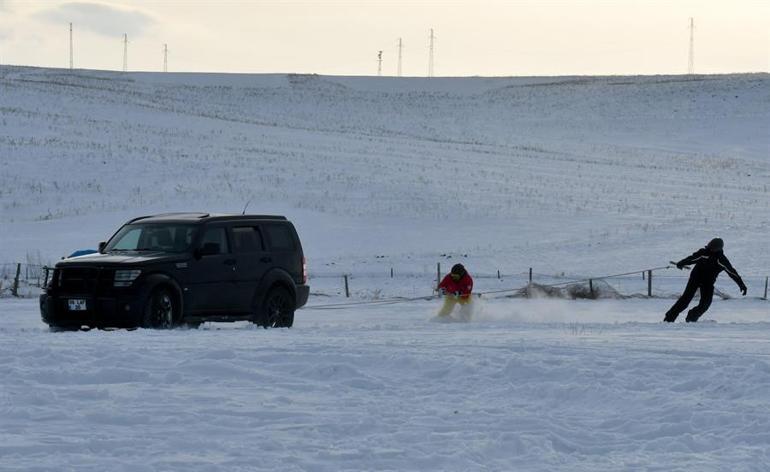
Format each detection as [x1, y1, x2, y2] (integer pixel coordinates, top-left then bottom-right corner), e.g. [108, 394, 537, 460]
[56, 251, 184, 267]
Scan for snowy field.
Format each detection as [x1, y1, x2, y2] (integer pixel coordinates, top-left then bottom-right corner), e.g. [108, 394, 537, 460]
[2, 296, 770, 471]
[1, 66, 770, 470]
[1, 66, 769, 275]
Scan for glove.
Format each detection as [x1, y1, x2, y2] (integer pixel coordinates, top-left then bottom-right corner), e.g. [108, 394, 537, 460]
[438, 288, 446, 295]
[453, 291, 461, 298]
[739, 284, 747, 296]
[676, 262, 685, 270]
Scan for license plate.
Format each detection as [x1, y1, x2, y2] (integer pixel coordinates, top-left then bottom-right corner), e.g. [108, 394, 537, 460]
[68, 299, 87, 311]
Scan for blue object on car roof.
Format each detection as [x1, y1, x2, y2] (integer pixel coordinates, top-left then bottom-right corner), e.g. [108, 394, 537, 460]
[68, 249, 98, 258]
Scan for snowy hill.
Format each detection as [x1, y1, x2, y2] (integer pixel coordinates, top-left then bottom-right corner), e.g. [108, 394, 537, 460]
[1, 66, 769, 278]
[2, 66, 770, 471]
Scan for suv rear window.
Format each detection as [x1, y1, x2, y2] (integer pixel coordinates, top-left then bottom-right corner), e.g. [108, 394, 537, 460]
[200, 227, 229, 254]
[232, 227, 264, 253]
[265, 224, 295, 251]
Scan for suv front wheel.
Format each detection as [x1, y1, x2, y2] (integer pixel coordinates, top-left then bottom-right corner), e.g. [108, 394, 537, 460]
[258, 287, 295, 328]
[142, 287, 177, 329]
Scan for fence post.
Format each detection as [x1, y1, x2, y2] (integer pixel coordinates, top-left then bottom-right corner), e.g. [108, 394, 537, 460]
[390, 268, 394, 278]
[344, 274, 350, 298]
[497, 269, 501, 280]
[764, 277, 768, 300]
[12, 263, 21, 297]
[529, 268, 533, 284]
[589, 279, 594, 298]
[647, 270, 653, 297]
[437, 263, 441, 287]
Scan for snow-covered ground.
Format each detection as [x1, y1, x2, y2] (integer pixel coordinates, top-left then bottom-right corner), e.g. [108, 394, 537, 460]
[1, 66, 769, 469]
[2, 296, 770, 471]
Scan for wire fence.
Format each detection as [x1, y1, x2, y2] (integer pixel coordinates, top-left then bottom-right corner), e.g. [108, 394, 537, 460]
[0, 263, 51, 297]
[1, 261, 768, 305]
[305, 263, 770, 309]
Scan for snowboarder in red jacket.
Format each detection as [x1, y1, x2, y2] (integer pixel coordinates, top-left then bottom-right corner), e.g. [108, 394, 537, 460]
[437, 264, 474, 319]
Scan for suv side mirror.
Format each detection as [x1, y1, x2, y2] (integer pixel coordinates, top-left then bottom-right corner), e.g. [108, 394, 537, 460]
[98, 241, 107, 253]
[195, 242, 220, 259]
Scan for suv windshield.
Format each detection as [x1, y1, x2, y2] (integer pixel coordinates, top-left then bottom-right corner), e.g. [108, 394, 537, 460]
[106, 224, 198, 254]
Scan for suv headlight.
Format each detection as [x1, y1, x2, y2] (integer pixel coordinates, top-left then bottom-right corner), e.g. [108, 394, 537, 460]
[114, 269, 142, 287]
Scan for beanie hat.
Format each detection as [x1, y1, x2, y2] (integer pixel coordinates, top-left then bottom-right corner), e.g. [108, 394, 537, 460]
[706, 238, 724, 251]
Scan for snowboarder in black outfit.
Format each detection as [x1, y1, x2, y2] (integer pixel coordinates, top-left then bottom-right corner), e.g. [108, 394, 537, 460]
[664, 238, 747, 323]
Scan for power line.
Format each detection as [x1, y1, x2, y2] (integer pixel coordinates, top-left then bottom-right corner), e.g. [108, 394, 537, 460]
[122, 33, 128, 72]
[687, 18, 695, 74]
[428, 28, 435, 77]
[397, 37, 403, 77]
[69, 23, 73, 70]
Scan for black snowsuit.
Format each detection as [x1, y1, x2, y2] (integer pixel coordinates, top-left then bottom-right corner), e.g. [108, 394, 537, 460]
[664, 248, 746, 322]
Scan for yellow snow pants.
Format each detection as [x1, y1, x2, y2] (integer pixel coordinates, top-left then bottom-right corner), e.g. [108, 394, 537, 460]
[437, 295, 472, 318]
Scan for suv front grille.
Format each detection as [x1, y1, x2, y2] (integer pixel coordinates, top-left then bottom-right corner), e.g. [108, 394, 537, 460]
[58, 268, 114, 293]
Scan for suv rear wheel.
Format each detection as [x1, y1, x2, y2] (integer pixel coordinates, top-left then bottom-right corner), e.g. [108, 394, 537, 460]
[258, 287, 295, 328]
[142, 288, 177, 329]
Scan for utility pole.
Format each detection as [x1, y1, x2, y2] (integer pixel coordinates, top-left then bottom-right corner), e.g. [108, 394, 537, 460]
[163, 43, 168, 72]
[688, 17, 695, 75]
[122, 33, 128, 72]
[377, 50, 383, 76]
[69, 23, 73, 70]
[397, 37, 403, 77]
[428, 28, 435, 78]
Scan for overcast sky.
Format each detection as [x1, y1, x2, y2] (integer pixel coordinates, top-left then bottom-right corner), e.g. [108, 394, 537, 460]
[0, 0, 767, 76]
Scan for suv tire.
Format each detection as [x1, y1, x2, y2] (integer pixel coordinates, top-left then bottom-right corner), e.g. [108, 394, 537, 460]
[142, 287, 177, 329]
[259, 287, 295, 328]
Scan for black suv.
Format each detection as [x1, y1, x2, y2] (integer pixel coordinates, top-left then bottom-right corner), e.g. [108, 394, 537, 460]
[40, 213, 309, 330]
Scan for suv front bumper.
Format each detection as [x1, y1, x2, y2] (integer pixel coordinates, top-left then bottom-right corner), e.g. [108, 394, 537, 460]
[40, 291, 145, 329]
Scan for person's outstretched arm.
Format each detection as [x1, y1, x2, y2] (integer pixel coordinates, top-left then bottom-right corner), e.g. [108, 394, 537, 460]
[676, 248, 707, 268]
[719, 254, 747, 295]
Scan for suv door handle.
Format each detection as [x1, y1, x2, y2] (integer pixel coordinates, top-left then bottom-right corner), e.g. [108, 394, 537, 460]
[223, 259, 236, 265]
[260, 256, 272, 263]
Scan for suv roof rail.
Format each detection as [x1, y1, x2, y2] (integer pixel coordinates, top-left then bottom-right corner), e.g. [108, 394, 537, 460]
[207, 214, 288, 221]
[239, 214, 287, 220]
[125, 213, 290, 224]
[128, 212, 210, 223]
[126, 214, 154, 224]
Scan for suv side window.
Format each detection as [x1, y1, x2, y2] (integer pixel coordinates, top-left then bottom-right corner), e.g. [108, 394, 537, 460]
[200, 227, 229, 254]
[265, 224, 295, 251]
[232, 227, 264, 253]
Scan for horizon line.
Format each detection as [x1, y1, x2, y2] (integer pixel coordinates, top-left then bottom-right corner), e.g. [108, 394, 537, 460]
[2, 63, 769, 79]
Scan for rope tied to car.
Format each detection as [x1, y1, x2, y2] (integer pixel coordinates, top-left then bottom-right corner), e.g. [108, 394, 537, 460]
[301, 264, 677, 310]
